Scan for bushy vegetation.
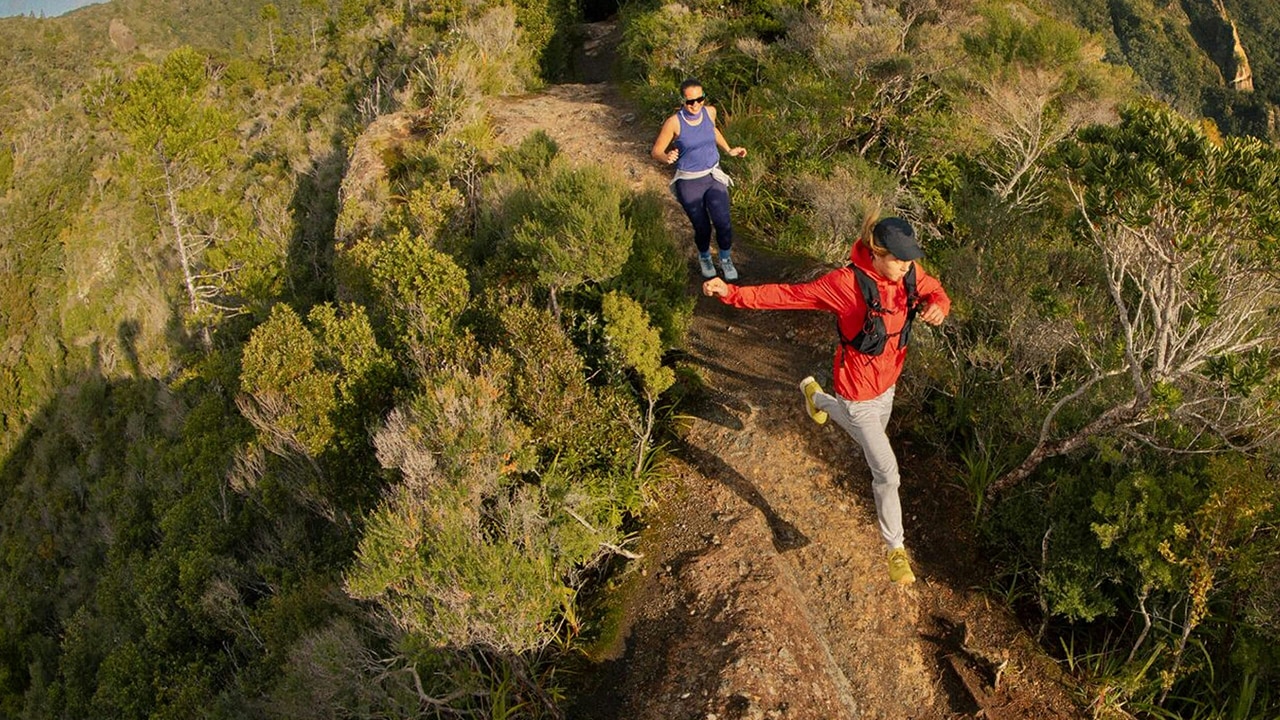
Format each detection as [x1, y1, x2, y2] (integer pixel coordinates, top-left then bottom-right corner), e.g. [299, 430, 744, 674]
[615, 0, 1280, 715]
[0, 0, 691, 716]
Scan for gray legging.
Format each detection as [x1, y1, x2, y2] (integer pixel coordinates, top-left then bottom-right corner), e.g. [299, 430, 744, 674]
[813, 386, 905, 549]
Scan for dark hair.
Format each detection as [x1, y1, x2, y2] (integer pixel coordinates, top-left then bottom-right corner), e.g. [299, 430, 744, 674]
[679, 78, 703, 95]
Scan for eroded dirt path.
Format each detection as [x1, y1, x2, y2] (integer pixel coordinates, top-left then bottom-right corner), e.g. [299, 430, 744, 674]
[489, 74, 1083, 720]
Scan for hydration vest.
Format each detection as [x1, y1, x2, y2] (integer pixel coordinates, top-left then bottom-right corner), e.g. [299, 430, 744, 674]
[837, 264, 919, 356]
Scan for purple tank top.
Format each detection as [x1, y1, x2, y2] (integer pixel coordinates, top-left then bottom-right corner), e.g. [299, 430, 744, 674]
[675, 107, 719, 172]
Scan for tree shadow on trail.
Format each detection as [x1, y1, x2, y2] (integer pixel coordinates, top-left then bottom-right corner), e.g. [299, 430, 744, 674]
[672, 436, 810, 552]
[684, 350, 798, 399]
[670, 373, 747, 431]
[688, 288, 836, 399]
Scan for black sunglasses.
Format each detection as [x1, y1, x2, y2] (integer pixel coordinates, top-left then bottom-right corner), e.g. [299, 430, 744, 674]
[683, 95, 707, 106]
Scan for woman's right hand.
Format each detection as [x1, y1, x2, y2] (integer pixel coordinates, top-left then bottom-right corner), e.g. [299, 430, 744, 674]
[703, 277, 730, 297]
[665, 149, 680, 164]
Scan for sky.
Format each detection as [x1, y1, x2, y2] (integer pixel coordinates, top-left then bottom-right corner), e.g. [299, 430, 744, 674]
[0, 0, 105, 17]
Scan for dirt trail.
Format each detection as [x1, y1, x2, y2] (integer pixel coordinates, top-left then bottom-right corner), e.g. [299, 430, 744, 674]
[489, 68, 1083, 720]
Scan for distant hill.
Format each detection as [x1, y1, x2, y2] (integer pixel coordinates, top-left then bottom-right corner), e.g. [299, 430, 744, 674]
[0, 0, 287, 106]
[0, 0, 106, 19]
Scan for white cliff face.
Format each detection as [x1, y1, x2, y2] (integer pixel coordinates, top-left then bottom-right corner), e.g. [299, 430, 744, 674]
[1211, 0, 1254, 91]
[1227, 18, 1254, 91]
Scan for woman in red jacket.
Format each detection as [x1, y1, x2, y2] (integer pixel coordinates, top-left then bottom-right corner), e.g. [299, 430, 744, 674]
[702, 216, 950, 584]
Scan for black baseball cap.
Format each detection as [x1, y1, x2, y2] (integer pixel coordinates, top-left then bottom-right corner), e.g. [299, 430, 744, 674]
[872, 218, 923, 260]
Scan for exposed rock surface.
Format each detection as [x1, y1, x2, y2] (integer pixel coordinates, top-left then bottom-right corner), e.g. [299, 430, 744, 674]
[1213, 0, 1254, 91]
[108, 18, 135, 53]
[1203, 0, 1254, 91]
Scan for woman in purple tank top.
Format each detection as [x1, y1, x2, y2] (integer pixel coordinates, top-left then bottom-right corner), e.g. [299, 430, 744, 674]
[650, 78, 748, 280]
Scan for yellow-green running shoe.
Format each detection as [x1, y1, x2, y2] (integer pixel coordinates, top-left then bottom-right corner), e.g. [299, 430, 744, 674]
[887, 547, 916, 585]
[799, 376, 828, 425]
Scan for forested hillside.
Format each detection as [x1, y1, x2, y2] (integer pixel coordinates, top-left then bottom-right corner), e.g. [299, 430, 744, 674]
[1, 0, 1279, 717]
[1045, 0, 1280, 137]
[2, 0, 685, 715]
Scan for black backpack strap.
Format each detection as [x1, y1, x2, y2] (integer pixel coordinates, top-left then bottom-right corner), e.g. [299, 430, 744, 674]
[853, 265, 886, 313]
[837, 265, 891, 356]
[899, 264, 919, 348]
[834, 265, 876, 345]
[904, 264, 918, 308]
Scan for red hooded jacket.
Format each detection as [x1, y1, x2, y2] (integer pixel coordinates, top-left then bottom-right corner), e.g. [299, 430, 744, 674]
[718, 241, 950, 401]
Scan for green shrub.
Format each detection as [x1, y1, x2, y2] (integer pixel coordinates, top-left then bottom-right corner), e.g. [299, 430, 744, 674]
[347, 365, 559, 651]
[610, 189, 693, 347]
[266, 618, 420, 718]
[239, 305, 340, 457]
[494, 302, 634, 475]
[620, 2, 725, 87]
[336, 228, 471, 362]
[238, 302, 395, 522]
[458, 5, 542, 94]
[481, 155, 635, 315]
[779, 157, 900, 262]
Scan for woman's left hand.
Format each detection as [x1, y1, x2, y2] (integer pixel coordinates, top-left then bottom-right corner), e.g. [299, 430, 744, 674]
[728, 147, 747, 158]
[918, 303, 945, 326]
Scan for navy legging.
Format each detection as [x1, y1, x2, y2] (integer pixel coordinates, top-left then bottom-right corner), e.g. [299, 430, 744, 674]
[674, 174, 733, 254]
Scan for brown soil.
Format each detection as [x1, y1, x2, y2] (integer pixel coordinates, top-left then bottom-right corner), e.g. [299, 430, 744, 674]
[488, 54, 1086, 720]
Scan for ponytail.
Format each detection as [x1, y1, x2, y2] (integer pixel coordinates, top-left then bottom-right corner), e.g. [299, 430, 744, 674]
[856, 204, 891, 257]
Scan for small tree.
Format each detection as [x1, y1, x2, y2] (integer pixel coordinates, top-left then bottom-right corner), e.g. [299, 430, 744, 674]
[989, 104, 1280, 497]
[957, 7, 1124, 208]
[509, 162, 633, 317]
[301, 0, 326, 51]
[602, 291, 675, 478]
[261, 3, 280, 64]
[101, 47, 238, 347]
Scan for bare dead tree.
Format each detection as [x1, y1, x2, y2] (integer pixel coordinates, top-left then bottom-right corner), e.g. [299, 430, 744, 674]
[989, 107, 1280, 498]
[970, 67, 1115, 209]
